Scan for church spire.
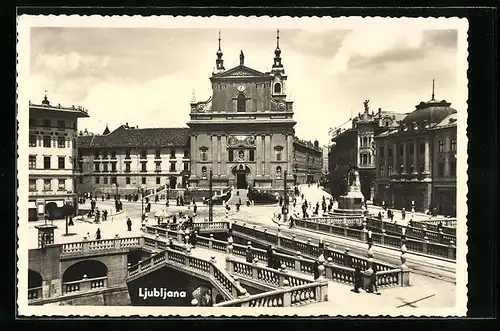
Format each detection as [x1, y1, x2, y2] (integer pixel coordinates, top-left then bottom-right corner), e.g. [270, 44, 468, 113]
[102, 124, 110, 135]
[214, 31, 225, 73]
[272, 29, 284, 71]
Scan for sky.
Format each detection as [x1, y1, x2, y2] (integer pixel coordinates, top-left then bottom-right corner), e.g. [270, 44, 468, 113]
[29, 26, 460, 145]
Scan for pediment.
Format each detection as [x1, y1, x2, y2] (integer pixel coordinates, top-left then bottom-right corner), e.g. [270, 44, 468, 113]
[214, 65, 269, 78]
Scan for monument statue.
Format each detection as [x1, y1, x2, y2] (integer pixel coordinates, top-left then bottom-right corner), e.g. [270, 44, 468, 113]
[363, 99, 370, 112]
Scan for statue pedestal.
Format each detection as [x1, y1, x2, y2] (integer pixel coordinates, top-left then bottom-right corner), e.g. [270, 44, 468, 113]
[336, 171, 365, 215]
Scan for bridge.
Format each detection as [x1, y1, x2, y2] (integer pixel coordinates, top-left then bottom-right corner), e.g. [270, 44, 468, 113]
[27, 217, 455, 309]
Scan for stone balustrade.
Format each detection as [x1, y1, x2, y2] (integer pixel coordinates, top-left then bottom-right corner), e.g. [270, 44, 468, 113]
[293, 218, 456, 260]
[62, 276, 108, 295]
[127, 247, 247, 300]
[215, 282, 327, 307]
[61, 237, 143, 255]
[28, 286, 43, 301]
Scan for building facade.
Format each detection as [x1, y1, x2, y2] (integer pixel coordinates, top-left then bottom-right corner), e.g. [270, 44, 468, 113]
[28, 95, 89, 221]
[328, 100, 405, 199]
[75, 124, 191, 196]
[293, 138, 323, 184]
[187, 31, 319, 190]
[374, 96, 457, 216]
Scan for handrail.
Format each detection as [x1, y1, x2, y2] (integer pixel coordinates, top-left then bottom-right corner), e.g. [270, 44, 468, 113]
[60, 236, 143, 254]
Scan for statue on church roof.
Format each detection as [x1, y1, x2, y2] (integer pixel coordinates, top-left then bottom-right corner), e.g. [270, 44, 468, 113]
[239, 50, 245, 66]
[363, 99, 370, 112]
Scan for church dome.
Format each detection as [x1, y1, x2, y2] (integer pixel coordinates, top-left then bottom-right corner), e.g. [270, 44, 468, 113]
[402, 98, 457, 126]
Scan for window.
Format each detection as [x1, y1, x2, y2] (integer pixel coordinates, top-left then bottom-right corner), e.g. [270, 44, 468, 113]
[125, 149, 131, 159]
[94, 163, 100, 172]
[140, 150, 147, 159]
[103, 163, 108, 172]
[29, 155, 36, 169]
[450, 159, 456, 176]
[43, 119, 51, 128]
[95, 177, 100, 184]
[155, 162, 161, 172]
[125, 163, 131, 173]
[388, 146, 393, 157]
[170, 150, 176, 158]
[29, 135, 37, 147]
[43, 179, 51, 191]
[170, 162, 176, 171]
[126, 177, 131, 184]
[111, 163, 116, 172]
[57, 120, 65, 130]
[43, 156, 51, 169]
[201, 151, 207, 161]
[238, 150, 245, 161]
[201, 166, 207, 179]
[43, 136, 51, 148]
[379, 147, 384, 158]
[141, 162, 147, 172]
[274, 83, 282, 94]
[111, 177, 117, 185]
[249, 150, 255, 161]
[228, 150, 234, 162]
[142, 177, 146, 185]
[276, 166, 282, 177]
[276, 150, 282, 162]
[29, 118, 37, 128]
[155, 149, 161, 159]
[156, 177, 161, 185]
[380, 163, 385, 176]
[183, 162, 189, 171]
[388, 164, 393, 175]
[419, 141, 425, 154]
[58, 179, 65, 191]
[29, 179, 36, 192]
[111, 151, 116, 159]
[438, 140, 445, 153]
[57, 137, 65, 148]
[103, 177, 108, 184]
[237, 94, 246, 112]
[184, 150, 189, 158]
[450, 138, 456, 152]
[58, 157, 65, 169]
[438, 162, 445, 176]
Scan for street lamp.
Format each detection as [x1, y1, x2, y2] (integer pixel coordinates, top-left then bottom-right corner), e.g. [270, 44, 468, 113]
[166, 177, 170, 206]
[140, 187, 145, 218]
[208, 169, 213, 222]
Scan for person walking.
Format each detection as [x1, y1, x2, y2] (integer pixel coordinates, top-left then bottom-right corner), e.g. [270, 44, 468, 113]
[126, 217, 132, 231]
[368, 264, 380, 294]
[95, 228, 101, 240]
[266, 245, 274, 268]
[353, 265, 362, 293]
[103, 209, 108, 222]
[190, 230, 198, 248]
[245, 247, 254, 263]
[313, 261, 320, 280]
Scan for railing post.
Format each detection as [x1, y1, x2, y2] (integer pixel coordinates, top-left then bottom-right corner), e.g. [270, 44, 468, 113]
[448, 240, 456, 259]
[251, 262, 259, 280]
[225, 256, 234, 273]
[343, 217, 348, 237]
[361, 217, 367, 242]
[380, 229, 386, 245]
[209, 234, 214, 249]
[294, 251, 302, 271]
[343, 248, 351, 267]
[277, 225, 281, 247]
[400, 240, 410, 286]
[315, 266, 328, 302]
[421, 224, 427, 239]
[226, 236, 233, 255]
[282, 279, 292, 306]
[291, 235, 296, 251]
[81, 274, 89, 292]
[423, 237, 429, 254]
[177, 229, 184, 243]
[325, 257, 333, 279]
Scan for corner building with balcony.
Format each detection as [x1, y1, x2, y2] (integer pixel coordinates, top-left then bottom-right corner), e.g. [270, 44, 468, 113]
[28, 95, 89, 221]
[75, 125, 191, 196]
[187, 31, 319, 190]
[374, 94, 457, 216]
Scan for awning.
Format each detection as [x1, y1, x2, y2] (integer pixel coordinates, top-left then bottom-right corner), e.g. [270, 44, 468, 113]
[28, 201, 36, 209]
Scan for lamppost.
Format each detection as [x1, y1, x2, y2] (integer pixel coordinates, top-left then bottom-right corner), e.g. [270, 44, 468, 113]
[140, 187, 145, 218]
[283, 170, 288, 222]
[166, 177, 170, 206]
[208, 169, 213, 222]
[115, 183, 119, 200]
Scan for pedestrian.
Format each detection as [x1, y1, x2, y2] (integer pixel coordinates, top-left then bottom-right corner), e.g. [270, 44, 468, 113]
[193, 203, 197, 215]
[354, 265, 362, 293]
[313, 261, 320, 280]
[245, 247, 254, 263]
[437, 221, 443, 232]
[168, 237, 175, 249]
[190, 230, 198, 248]
[95, 228, 101, 240]
[103, 210, 108, 221]
[369, 266, 380, 294]
[266, 245, 274, 268]
[172, 215, 177, 224]
[401, 208, 406, 220]
[126, 217, 132, 231]
[289, 216, 295, 229]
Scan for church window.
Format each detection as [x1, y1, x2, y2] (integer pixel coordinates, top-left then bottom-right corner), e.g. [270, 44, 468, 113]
[201, 166, 207, 179]
[201, 151, 207, 161]
[249, 150, 255, 161]
[228, 150, 234, 162]
[274, 83, 282, 94]
[276, 150, 282, 161]
[276, 166, 282, 177]
[238, 150, 245, 161]
[237, 94, 246, 112]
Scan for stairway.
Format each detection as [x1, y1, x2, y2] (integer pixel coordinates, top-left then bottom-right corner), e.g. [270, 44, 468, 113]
[226, 189, 248, 205]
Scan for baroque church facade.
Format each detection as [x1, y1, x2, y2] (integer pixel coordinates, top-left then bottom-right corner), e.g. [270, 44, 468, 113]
[188, 31, 309, 190]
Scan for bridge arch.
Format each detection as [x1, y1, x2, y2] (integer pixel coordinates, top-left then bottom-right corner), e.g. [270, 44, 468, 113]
[62, 259, 108, 283]
[28, 269, 43, 289]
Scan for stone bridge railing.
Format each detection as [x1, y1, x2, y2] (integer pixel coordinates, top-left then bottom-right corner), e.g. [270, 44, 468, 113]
[61, 236, 144, 255]
[127, 247, 247, 301]
[63, 276, 108, 295]
[293, 217, 456, 260]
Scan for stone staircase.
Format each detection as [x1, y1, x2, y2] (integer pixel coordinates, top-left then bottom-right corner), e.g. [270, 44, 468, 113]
[226, 189, 248, 205]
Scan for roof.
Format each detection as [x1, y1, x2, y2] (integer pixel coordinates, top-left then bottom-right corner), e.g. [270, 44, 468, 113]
[77, 125, 191, 149]
[402, 98, 457, 126]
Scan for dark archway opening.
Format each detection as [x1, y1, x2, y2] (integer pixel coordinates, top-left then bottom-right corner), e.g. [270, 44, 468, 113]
[28, 269, 43, 288]
[63, 260, 108, 283]
[127, 249, 146, 267]
[215, 293, 224, 304]
[274, 83, 282, 94]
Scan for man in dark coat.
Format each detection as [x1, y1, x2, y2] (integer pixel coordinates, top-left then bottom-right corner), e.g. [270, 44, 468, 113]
[190, 230, 198, 248]
[313, 261, 320, 280]
[126, 217, 132, 231]
[245, 247, 254, 263]
[354, 266, 362, 293]
[266, 245, 274, 268]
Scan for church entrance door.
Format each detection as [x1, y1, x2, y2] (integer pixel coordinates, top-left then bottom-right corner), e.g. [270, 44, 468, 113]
[236, 173, 247, 189]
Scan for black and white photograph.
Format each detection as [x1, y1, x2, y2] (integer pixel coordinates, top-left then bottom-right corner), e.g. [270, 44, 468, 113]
[16, 15, 468, 316]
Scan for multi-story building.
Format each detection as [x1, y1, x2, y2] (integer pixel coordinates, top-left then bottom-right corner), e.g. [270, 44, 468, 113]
[374, 94, 457, 216]
[322, 145, 330, 174]
[187, 31, 321, 191]
[75, 124, 191, 196]
[28, 95, 89, 221]
[293, 138, 323, 184]
[328, 100, 405, 199]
